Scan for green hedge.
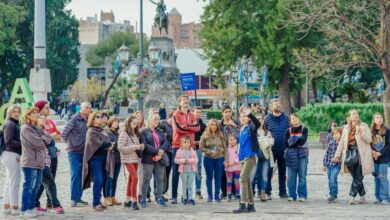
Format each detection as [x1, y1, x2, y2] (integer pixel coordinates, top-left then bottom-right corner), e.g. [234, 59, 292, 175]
[296, 103, 383, 133]
[204, 109, 222, 120]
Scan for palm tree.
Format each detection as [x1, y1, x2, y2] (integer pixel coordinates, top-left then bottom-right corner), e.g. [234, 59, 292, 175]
[109, 78, 133, 107]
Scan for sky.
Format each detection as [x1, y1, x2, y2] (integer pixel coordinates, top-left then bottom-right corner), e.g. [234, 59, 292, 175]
[66, 0, 208, 36]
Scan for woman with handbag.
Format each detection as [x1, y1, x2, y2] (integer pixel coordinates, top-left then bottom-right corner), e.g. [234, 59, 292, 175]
[332, 109, 374, 205]
[118, 116, 144, 210]
[284, 114, 309, 202]
[252, 114, 274, 202]
[140, 114, 169, 208]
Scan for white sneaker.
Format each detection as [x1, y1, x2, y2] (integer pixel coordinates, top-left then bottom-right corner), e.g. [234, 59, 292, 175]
[287, 197, 294, 202]
[32, 208, 46, 216]
[349, 196, 356, 205]
[2, 208, 11, 215]
[11, 209, 20, 216]
[298, 198, 307, 202]
[20, 210, 38, 218]
[381, 200, 390, 205]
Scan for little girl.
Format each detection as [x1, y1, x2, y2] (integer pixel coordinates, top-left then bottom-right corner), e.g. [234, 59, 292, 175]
[174, 136, 198, 205]
[225, 135, 241, 202]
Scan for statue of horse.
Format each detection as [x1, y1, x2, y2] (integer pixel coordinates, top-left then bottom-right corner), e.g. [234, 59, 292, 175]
[150, 0, 168, 35]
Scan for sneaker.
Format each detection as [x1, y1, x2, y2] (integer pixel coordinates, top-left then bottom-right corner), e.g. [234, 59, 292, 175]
[52, 207, 64, 214]
[298, 198, 307, 202]
[215, 195, 221, 203]
[236, 195, 241, 201]
[327, 196, 337, 203]
[227, 196, 232, 202]
[257, 192, 261, 198]
[171, 198, 178, 204]
[70, 200, 77, 207]
[156, 198, 167, 207]
[359, 196, 366, 204]
[123, 201, 132, 207]
[288, 197, 294, 202]
[141, 200, 147, 208]
[374, 200, 381, 204]
[147, 198, 152, 203]
[132, 202, 140, 210]
[280, 193, 289, 198]
[79, 200, 89, 205]
[2, 208, 11, 215]
[207, 195, 213, 202]
[93, 205, 104, 212]
[182, 199, 188, 205]
[196, 192, 203, 200]
[162, 195, 169, 202]
[36, 207, 47, 212]
[11, 209, 20, 216]
[188, 199, 196, 205]
[32, 208, 46, 216]
[349, 196, 356, 205]
[267, 194, 272, 200]
[20, 210, 38, 218]
[381, 200, 390, 205]
[46, 204, 52, 209]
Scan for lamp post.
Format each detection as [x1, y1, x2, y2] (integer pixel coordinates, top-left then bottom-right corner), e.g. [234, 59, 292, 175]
[230, 65, 239, 121]
[242, 58, 254, 107]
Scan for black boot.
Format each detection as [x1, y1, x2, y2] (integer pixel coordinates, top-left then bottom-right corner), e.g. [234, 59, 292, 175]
[247, 203, 256, 212]
[132, 202, 139, 210]
[233, 203, 247, 214]
[124, 201, 132, 207]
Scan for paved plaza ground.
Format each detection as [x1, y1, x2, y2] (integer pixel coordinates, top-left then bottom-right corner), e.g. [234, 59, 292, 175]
[1, 143, 390, 220]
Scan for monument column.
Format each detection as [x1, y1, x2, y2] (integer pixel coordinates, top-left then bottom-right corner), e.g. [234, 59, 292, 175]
[29, 0, 51, 102]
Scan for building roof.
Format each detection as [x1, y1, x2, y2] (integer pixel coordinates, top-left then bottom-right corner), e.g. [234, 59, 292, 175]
[169, 8, 181, 16]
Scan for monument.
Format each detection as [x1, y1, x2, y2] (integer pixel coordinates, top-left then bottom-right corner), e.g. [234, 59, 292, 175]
[29, 0, 51, 102]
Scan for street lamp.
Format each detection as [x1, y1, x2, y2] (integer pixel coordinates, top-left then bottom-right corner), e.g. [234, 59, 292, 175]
[230, 65, 239, 121]
[148, 45, 160, 68]
[242, 58, 255, 106]
[118, 43, 130, 64]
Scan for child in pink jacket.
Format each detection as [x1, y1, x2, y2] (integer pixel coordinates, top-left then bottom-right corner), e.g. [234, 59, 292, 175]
[225, 135, 241, 201]
[174, 136, 198, 205]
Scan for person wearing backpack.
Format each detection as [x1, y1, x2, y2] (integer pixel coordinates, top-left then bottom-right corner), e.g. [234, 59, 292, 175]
[284, 114, 309, 202]
[1, 105, 22, 216]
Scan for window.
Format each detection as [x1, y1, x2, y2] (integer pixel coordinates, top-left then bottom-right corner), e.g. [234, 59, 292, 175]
[87, 68, 106, 81]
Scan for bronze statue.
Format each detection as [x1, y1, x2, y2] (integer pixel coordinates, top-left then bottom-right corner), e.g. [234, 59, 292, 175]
[149, 0, 168, 35]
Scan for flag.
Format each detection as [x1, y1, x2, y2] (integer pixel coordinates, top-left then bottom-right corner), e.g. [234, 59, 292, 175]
[113, 53, 120, 77]
[239, 64, 245, 85]
[262, 66, 268, 86]
[156, 51, 162, 75]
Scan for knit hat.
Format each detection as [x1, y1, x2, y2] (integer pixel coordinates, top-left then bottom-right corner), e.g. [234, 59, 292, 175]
[34, 100, 48, 112]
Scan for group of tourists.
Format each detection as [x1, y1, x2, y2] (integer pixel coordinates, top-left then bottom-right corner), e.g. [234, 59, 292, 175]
[1, 94, 390, 218]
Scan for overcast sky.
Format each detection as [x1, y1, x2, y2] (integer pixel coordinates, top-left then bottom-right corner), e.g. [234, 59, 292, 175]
[66, 0, 207, 35]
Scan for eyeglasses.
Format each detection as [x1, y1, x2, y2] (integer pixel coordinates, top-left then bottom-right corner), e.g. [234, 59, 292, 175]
[95, 115, 103, 119]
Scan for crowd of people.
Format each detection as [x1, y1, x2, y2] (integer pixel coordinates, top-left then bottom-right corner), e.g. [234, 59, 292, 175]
[1, 94, 390, 218]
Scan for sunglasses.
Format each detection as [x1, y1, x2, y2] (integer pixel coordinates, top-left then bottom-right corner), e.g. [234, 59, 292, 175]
[95, 115, 103, 119]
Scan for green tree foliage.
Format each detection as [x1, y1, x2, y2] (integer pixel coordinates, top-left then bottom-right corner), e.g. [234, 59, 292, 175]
[0, 0, 80, 103]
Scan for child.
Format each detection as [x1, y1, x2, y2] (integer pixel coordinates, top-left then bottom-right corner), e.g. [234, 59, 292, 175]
[225, 135, 241, 202]
[322, 127, 342, 203]
[174, 136, 198, 205]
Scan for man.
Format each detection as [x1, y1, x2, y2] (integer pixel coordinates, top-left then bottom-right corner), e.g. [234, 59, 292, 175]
[171, 95, 200, 204]
[193, 107, 207, 199]
[62, 102, 92, 206]
[159, 103, 167, 120]
[219, 105, 239, 199]
[67, 99, 76, 117]
[264, 100, 289, 199]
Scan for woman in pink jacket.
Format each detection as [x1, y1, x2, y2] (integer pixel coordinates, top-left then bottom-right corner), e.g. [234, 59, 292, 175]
[174, 136, 198, 205]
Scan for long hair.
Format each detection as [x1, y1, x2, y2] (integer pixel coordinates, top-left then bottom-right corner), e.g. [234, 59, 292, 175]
[203, 118, 224, 140]
[107, 116, 120, 131]
[370, 112, 385, 136]
[134, 111, 146, 128]
[346, 109, 361, 128]
[122, 115, 140, 137]
[23, 107, 39, 125]
[87, 112, 100, 128]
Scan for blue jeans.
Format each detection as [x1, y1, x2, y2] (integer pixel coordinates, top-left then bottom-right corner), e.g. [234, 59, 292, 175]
[374, 163, 390, 201]
[327, 164, 341, 197]
[171, 148, 180, 199]
[203, 157, 224, 198]
[21, 168, 43, 212]
[252, 159, 270, 193]
[195, 149, 203, 193]
[90, 156, 106, 207]
[287, 157, 308, 200]
[105, 163, 121, 197]
[68, 152, 84, 202]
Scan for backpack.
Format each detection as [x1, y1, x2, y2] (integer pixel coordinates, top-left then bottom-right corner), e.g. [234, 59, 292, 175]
[0, 127, 6, 156]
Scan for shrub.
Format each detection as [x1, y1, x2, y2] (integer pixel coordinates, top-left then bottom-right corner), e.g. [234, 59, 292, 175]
[295, 103, 383, 133]
[204, 109, 222, 120]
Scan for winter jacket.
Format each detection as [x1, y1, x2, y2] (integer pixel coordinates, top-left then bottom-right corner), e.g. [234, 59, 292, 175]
[106, 128, 120, 164]
[284, 125, 309, 169]
[61, 113, 88, 154]
[195, 118, 207, 150]
[3, 117, 21, 155]
[258, 129, 275, 167]
[264, 112, 289, 152]
[199, 134, 228, 161]
[237, 113, 261, 161]
[172, 108, 200, 148]
[140, 128, 169, 164]
[159, 120, 173, 151]
[225, 146, 240, 172]
[174, 148, 198, 173]
[371, 127, 390, 164]
[118, 131, 141, 164]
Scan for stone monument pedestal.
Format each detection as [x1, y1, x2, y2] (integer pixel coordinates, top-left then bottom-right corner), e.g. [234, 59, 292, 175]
[29, 68, 51, 102]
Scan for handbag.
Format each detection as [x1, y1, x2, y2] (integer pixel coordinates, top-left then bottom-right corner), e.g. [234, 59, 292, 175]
[344, 146, 359, 167]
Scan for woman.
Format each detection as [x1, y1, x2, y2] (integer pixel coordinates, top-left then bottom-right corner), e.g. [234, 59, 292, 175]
[370, 113, 390, 204]
[104, 116, 122, 206]
[284, 114, 309, 202]
[333, 109, 374, 205]
[1, 105, 22, 216]
[140, 114, 169, 208]
[200, 118, 228, 203]
[252, 114, 274, 202]
[20, 107, 52, 218]
[82, 112, 114, 211]
[118, 116, 144, 210]
[134, 111, 146, 202]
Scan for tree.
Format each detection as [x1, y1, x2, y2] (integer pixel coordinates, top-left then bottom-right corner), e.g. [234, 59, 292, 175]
[109, 77, 134, 107]
[68, 77, 102, 102]
[0, 0, 80, 104]
[199, 0, 319, 113]
[85, 31, 148, 108]
[287, 0, 390, 126]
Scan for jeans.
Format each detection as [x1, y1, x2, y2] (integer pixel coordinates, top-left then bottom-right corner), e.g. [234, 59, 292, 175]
[181, 172, 195, 200]
[240, 156, 256, 204]
[195, 149, 203, 193]
[203, 157, 224, 199]
[374, 163, 390, 201]
[68, 152, 84, 202]
[287, 157, 308, 200]
[105, 163, 121, 197]
[252, 159, 270, 193]
[267, 150, 287, 196]
[1, 151, 21, 206]
[21, 168, 43, 212]
[347, 162, 365, 197]
[142, 163, 164, 201]
[326, 164, 341, 197]
[90, 156, 106, 207]
[171, 148, 180, 199]
[35, 166, 61, 208]
[36, 157, 58, 207]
